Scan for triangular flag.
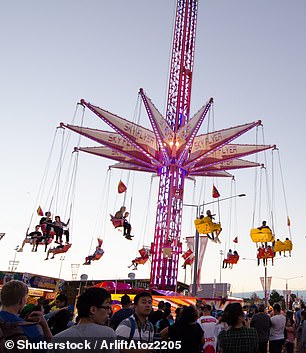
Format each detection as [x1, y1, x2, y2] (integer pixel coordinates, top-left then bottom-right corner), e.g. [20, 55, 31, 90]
[37, 206, 44, 216]
[233, 236, 238, 243]
[212, 184, 220, 198]
[118, 180, 127, 194]
[287, 216, 291, 227]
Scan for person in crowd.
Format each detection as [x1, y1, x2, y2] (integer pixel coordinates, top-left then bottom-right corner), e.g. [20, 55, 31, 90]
[269, 303, 286, 353]
[300, 310, 306, 353]
[50, 287, 117, 353]
[116, 291, 154, 353]
[250, 303, 271, 353]
[160, 305, 204, 353]
[0, 280, 52, 343]
[110, 294, 134, 330]
[47, 294, 70, 335]
[214, 310, 227, 352]
[218, 302, 258, 353]
[149, 300, 165, 328]
[156, 308, 174, 333]
[53, 216, 70, 244]
[284, 312, 295, 353]
[197, 304, 218, 353]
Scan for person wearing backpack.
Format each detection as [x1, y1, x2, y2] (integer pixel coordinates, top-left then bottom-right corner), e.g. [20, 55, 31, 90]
[116, 291, 155, 352]
[0, 280, 52, 346]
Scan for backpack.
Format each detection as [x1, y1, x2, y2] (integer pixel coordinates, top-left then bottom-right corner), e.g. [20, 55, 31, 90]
[0, 317, 34, 353]
[128, 317, 154, 342]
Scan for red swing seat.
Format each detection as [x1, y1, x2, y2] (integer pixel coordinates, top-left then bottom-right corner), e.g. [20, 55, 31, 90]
[53, 243, 72, 255]
[223, 254, 239, 264]
[110, 215, 124, 228]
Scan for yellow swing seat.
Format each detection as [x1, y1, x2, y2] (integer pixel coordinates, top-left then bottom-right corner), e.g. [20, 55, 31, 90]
[194, 217, 221, 235]
[250, 228, 274, 243]
[274, 239, 293, 252]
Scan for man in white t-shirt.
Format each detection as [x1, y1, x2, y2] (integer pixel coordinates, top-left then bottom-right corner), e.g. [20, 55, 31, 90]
[197, 304, 218, 353]
[269, 303, 286, 353]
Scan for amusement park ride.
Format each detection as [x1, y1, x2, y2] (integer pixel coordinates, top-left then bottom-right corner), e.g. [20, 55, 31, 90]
[62, 0, 274, 290]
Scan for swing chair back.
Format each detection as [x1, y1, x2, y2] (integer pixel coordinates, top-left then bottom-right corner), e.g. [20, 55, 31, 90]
[194, 216, 221, 235]
[250, 228, 274, 243]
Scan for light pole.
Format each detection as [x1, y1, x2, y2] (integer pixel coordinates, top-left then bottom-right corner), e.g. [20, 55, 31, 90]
[184, 193, 246, 296]
[219, 250, 224, 283]
[274, 276, 303, 309]
[58, 256, 65, 278]
[8, 246, 20, 272]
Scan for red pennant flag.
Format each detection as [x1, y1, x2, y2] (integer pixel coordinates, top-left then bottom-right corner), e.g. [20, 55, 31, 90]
[37, 206, 44, 216]
[118, 180, 127, 194]
[212, 184, 220, 198]
[287, 216, 291, 227]
[233, 236, 238, 243]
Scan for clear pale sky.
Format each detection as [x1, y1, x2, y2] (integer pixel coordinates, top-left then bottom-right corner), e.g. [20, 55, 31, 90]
[1, 0, 306, 295]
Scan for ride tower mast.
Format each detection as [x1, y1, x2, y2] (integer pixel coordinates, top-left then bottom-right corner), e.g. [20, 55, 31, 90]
[150, 0, 198, 290]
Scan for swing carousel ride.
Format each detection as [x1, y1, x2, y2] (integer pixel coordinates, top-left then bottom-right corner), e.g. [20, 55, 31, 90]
[60, 0, 277, 290]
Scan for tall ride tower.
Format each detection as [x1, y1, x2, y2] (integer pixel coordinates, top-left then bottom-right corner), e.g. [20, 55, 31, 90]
[63, 0, 273, 290]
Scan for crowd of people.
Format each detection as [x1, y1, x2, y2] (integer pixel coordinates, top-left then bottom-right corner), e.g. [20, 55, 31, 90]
[1, 279, 306, 353]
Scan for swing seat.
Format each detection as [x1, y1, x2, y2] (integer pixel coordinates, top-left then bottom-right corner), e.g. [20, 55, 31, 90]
[138, 248, 149, 258]
[53, 243, 72, 255]
[110, 215, 124, 229]
[184, 257, 194, 266]
[274, 239, 293, 252]
[257, 249, 266, 259]
[224, 255, 239, 264]
[265, 248, 275, 258]
[250, 228, 274, 243]
[194, 217, 221, 235]
[283, 239, 293, 251]
[134, 256, 148, 265]
[93, 252, 104, 261]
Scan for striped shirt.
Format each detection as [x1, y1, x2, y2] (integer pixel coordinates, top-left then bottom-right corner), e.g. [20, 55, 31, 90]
[115, 315, 154, 343]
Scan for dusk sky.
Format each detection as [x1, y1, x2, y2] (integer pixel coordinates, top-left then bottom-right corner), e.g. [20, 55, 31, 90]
[1, 0, 305, 295]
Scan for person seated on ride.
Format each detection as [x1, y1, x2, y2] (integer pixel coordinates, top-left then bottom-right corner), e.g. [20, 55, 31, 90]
[53, 216, 70, 244]
[18, 225, 42, 252]
[274, 238, 283, 256]
[257, 245, 266, 266]
[33, 226, 44, 252]
[39, 211, 53, 236]
[122, 211, 133, 239]
[223, 249, 233, 269]
[44, 241, 65, 260]
[205, 210, 216, 241]
[284, 237, 293, 257]
[83, 240, 104, 265]
[257, 221, 271, 231]
[128, 258, 139, 270]
[115, 206, 126, 219]
[265, 245, 274, 265]
[233, 250, 239, 257]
